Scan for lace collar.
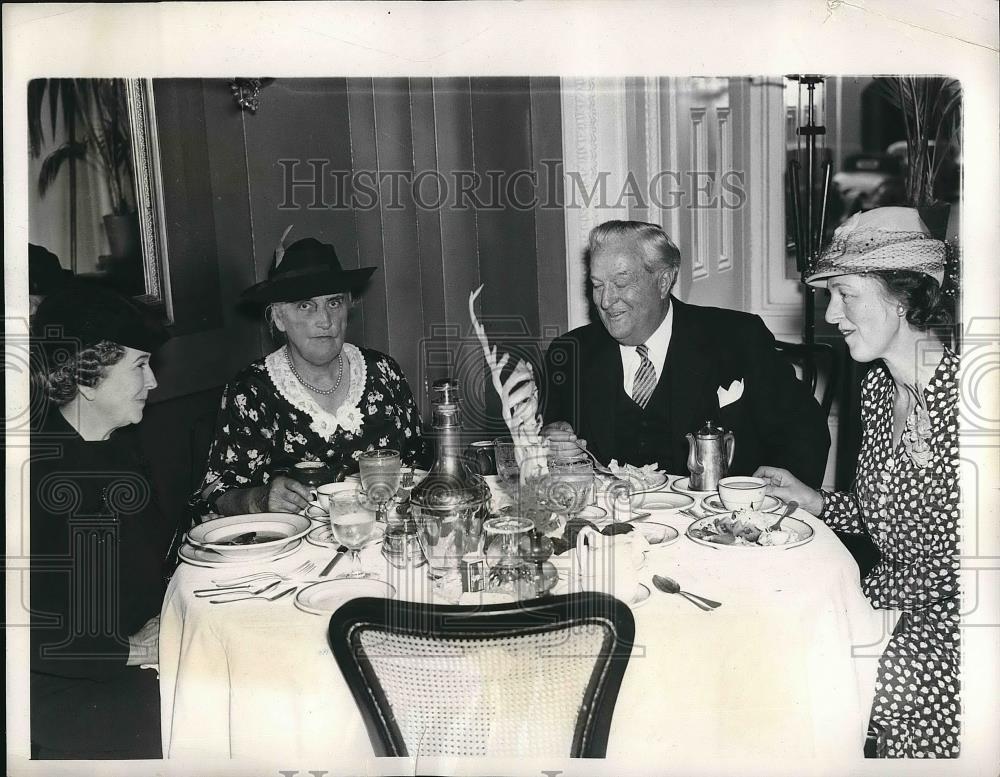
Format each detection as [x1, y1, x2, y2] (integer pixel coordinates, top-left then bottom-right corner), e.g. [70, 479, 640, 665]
[265, 343, 367, 441]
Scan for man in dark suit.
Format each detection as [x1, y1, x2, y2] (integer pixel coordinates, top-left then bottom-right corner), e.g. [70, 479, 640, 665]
[542, 220, 830, 489]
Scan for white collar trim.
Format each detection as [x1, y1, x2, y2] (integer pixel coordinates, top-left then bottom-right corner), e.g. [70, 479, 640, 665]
[265, 343, 366, 441]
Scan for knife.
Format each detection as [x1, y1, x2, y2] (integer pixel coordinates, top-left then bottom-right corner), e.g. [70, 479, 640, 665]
[319, 546, 349, 577]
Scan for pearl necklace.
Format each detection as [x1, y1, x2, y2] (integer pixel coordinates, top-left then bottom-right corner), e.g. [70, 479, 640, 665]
[286, 348, 343, 395]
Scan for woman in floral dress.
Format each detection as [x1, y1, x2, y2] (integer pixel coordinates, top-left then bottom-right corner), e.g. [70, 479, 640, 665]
[757, 207, 960, 758]
[193, 235, 423, 519]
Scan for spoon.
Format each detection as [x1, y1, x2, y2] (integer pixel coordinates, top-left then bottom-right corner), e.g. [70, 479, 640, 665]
[215, 531, 259, 546]
[652, 575, 722, 610]
[771, 500, 799, 531]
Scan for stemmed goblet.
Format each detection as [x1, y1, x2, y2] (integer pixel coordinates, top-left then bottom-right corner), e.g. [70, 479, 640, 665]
[359, 448, 402, 523]
[329, 498, 378, 579]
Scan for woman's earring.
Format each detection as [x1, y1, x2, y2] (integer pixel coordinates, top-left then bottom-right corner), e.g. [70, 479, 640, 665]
[897, 305, 905, 317]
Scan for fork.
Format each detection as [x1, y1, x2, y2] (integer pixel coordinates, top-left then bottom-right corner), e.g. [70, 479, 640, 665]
[573, 442, 614, 476]
[209, 585, 298, 604]
[211, 560, 315, 587]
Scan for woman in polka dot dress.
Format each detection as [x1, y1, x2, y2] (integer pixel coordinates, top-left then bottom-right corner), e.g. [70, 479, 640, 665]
[756, 207, 960, 758]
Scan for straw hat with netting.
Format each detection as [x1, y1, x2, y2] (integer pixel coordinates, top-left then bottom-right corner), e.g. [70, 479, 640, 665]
[806, 206, 946, 287]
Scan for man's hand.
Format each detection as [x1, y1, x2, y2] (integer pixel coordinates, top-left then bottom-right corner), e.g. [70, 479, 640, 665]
[126, 616, 160, 666]
[541, 421, 588, 459]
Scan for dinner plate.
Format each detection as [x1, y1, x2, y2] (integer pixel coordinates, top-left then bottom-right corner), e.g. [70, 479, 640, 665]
[632, 491, 695, 513]
[294, 577, 397, 616]
[610, 469, 668, 492]
[633, 521, 681, 548]
[669, 476, 715, 496]
[306, 523, 385, 549]
[685, 515, 815, 550]
[700, 494, 783, 514]
[178, 539, 302, 568]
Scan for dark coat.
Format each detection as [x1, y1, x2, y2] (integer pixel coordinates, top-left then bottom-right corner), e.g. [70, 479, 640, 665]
[30, 407, 168, 758]
[542, 297, 831, 488]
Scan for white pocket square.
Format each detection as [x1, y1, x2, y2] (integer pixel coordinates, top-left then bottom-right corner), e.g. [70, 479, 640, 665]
[717, 379, 744, 408]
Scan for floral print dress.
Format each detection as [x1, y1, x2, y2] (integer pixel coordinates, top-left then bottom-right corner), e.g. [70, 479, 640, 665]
[821, 348, 960, 758]
[193, 343, 423, 520]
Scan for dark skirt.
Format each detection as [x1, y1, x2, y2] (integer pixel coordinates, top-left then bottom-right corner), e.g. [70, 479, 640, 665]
[31, 667, 162, 759]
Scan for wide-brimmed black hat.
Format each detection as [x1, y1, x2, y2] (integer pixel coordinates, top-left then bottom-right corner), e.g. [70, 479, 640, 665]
[32, 283, 170, 355]
[241, 236, 376, 305]
[29, 243, 72, 295]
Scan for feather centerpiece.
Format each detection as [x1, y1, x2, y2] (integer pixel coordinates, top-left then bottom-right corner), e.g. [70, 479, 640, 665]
[469, 285, 599, 545]
[468, 285, 549, 484]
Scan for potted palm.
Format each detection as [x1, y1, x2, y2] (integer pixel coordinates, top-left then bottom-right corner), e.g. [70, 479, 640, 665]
[28, 78, 138, 263]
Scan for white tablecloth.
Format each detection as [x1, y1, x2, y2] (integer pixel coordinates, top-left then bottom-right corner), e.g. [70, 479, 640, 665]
[159, 483, 890, 774]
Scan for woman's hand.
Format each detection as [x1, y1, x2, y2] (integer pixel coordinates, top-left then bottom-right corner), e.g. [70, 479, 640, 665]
[541, 421, 588, 459]
[261, 475, 312, 513]
[753, 466, 824, 516]
[126, 616, 160, 666]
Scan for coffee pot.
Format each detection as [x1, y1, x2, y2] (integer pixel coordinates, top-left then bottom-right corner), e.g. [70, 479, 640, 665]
[685, 421, 735, 491]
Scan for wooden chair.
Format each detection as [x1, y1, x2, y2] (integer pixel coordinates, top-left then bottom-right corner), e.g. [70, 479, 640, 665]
[328, 592, 635, 758]
[774, 340, 840, 420]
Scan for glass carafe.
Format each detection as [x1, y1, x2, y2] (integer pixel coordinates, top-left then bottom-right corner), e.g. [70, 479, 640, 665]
[410, 379, 489, 578]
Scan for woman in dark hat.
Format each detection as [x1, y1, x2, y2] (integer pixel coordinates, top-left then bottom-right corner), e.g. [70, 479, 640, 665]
[30, 284, 172, 759]
[756, 207, 959, 758]
[192, 233, 423, 518]
[28, 243, 72, 318]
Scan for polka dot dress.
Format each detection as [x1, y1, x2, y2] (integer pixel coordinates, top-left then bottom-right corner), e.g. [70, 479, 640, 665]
[821, 348, 960, 758]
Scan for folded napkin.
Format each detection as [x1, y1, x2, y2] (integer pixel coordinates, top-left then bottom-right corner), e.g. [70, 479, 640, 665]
[717, 378, 744, 408]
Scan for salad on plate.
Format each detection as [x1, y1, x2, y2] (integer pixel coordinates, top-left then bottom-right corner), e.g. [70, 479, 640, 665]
[606, 460, 667, 491]
[688, 508, 799, 547]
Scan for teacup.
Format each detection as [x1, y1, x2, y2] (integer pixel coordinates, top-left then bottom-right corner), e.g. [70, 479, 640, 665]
[717, 476, 767, 511]
[575, 526, 647, 599]
[315, 481, 358, 512]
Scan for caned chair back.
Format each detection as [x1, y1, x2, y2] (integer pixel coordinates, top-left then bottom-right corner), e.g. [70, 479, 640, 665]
[328, 592, 635, 758]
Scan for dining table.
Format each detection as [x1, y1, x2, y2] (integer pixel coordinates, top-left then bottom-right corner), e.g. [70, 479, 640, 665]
[158, 474, 894, 775]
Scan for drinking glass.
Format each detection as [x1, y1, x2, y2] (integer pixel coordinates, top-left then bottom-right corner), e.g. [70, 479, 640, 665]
[546, 459, 595, 518]
[359, 448, 401, 523]
[493, 438, 519, 485]
[330, 505, 378, 578]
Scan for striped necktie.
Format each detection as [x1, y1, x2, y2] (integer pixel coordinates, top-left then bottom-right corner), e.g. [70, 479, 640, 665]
[632, 344, 657, 409]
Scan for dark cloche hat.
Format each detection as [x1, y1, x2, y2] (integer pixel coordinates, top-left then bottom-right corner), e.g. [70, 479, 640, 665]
[241, 228, 376, 305]
[32, 283, 170, 355]
[29, 243, 72, 295]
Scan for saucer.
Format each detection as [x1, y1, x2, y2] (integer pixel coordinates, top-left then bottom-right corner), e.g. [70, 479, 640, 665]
[634, 521, 681, 547]
[700, 493, 783, 514]
[669, 476, 715, 496]
[306, 523, 385, 549]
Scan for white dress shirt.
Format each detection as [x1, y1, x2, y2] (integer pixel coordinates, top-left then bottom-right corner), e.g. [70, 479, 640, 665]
[619, 303, 674, 400]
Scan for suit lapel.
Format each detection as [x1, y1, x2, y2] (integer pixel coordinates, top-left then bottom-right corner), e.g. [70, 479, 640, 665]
[665, 298, 716, 438]
[584, 329, 621, 459]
